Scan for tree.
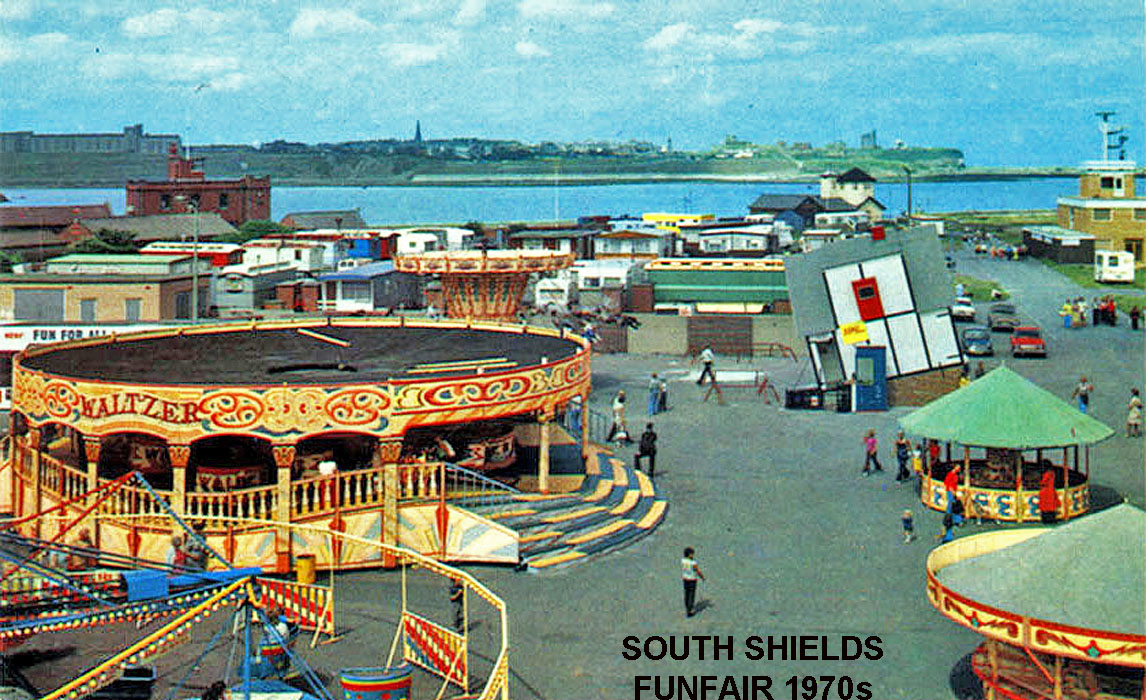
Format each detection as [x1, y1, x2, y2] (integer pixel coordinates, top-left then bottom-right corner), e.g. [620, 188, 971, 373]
[0, 250, 21, 273]
[72, 228, 138, 254]
[220, 219, 294, 244]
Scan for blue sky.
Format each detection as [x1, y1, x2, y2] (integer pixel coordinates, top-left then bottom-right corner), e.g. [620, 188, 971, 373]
[0, 0, 1142, 166]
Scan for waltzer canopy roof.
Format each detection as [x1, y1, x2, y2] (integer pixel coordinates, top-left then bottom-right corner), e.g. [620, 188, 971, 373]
[899, 365, 1113, 449]
[935, 504, 1145, 634]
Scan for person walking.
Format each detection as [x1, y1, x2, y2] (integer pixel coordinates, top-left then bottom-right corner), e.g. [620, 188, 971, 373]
[607, 390, 632, 443]
[634, 423, 657, 477]
[944, 464, 961, 522]
[657, 374, 669, 413]
[1130, 305, 1140, 331]
[1127, 388, 1142, 438]
[449, 578, 464, 632]
[1038, 470, 1059, 525]
[861, 429, 883, 476]
[1071, 376, 1094, 414]
[901, 509, 915, 544]
[681, 547, 705, 618]
[648, 373, 661, 416]
[696, 345, 716, 386]
[894, 430, 912, 482]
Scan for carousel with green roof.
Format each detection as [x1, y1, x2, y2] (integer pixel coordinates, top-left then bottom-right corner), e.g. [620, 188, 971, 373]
[900, 366, 1114, 523]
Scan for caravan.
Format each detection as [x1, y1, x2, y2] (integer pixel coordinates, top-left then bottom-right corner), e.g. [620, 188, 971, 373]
[1095, 250, 1135, 283]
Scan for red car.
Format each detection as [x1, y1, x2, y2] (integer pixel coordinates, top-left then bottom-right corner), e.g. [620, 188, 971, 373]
[1010, 326, 1047, 357]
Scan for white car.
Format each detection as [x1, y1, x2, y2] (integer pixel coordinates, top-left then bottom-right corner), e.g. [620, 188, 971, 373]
[950, 296, 976, 322]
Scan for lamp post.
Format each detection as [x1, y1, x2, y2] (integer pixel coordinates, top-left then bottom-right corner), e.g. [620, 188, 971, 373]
[177, 195, 201, 323]
[902, 165, 913, 223]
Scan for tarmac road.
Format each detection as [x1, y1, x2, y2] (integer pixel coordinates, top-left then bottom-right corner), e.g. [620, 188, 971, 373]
[12, 250, 1144, 700]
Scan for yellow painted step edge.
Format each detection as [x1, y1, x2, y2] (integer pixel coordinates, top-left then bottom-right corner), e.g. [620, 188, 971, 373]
[520, 531, 562, 544]
[633, 470, 656, 498]
[636, 500, 667, 529]
[542, 505, 606, 524]
[566, 519, 633, 545]
[528, 550, 586, 569]
[487, 508, 536, 520]
[609, 490, 641, 516]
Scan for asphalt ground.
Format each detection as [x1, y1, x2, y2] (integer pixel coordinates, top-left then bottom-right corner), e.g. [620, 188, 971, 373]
[12, 247, 1145, 699]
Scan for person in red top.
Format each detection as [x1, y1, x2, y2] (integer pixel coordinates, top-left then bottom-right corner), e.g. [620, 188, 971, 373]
[1038, 470, 1060, 524]
[928, 440, 941, 470]
[943, 465, 963, 524]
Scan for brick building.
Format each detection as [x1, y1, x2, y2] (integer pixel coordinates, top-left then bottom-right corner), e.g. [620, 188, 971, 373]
[126, 146, 270, 226]
[1056, 162, 1146, 264]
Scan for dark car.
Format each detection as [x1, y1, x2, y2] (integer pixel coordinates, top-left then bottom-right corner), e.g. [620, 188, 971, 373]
[987, 303, 1020, 332]
[960, 325, 994, 356]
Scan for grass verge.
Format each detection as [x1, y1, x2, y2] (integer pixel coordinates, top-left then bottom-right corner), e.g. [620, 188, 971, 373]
[954, 274, 1008, 300]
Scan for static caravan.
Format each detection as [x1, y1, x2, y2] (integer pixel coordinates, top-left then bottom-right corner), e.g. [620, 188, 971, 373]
[1095, 250, 1135, 283]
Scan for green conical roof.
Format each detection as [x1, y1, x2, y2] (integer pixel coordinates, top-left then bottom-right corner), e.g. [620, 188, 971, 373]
[899, 365, 1114, 449]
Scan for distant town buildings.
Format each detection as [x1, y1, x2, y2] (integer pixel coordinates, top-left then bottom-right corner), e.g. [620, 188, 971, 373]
[0, 123, 179, 155]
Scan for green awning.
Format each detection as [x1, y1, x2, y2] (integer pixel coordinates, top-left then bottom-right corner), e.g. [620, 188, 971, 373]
[899, 365, 1114, 449]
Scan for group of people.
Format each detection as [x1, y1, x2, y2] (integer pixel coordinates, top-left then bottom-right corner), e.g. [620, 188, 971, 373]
[1060, 296, 1134, 329]
[606, 389, 659, 478]
[167, 527, 211, 572]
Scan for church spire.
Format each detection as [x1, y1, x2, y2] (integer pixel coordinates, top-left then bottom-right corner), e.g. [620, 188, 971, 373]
[414, 120, 423, 143]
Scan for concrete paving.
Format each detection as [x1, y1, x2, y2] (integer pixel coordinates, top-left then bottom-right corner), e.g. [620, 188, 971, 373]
[12, 248, 1145, 699]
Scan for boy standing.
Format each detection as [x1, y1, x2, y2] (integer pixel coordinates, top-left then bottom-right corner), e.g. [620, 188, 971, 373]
[681, 547, 705, 618]
[901, 509, 914, 544]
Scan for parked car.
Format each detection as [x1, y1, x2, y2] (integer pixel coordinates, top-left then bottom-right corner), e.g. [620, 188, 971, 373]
[950, 296, 976, 322]
[987, 303, 1021, 332]
[1010, 326, 1047, 357]
[960, 325, 994, 356]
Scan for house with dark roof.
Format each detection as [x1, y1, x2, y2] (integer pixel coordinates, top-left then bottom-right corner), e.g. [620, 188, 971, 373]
[746, 194, 824, 232]
[316, 261, 422, 313]
[280, 209, 368, 231]
[62, 213, 237, 246]
[0, 204, 113, 260]
[819, 168, 885, 221]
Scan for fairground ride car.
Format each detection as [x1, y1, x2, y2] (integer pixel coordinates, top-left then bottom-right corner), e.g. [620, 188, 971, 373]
[1010, 326, 1047, 357]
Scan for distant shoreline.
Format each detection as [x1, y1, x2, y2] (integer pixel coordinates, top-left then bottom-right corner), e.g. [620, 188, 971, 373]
[0, 169, 1079, 190]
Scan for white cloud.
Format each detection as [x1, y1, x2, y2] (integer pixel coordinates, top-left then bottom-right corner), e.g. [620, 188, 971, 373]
[122, 8, 233, 38]
[644, 17, 832, 57]
[515, 40, 550, 58]
[82, 51, 240, 82]
[643, 23, 692, 52]
[205, 72, 250, 92]
[0, 0, 35, 20]
[289, 8, 374, 38]
[454, 0, 486, 25]
[382, 42, 446, 67]
[518, 0, 614, 19]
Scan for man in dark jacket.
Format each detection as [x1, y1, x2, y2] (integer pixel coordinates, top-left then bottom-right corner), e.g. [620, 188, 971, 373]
[635, 423, 657, 478]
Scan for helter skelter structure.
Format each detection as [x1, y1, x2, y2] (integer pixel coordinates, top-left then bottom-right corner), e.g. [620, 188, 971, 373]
[393, 249, 574, 320]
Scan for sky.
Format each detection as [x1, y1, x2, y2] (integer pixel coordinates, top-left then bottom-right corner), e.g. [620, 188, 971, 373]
[0, 0, 1143, 166]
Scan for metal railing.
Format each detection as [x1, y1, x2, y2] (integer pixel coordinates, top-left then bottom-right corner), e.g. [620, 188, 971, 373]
[442, 462, 519, 507]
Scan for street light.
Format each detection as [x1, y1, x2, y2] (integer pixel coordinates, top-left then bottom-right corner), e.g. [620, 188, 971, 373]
[176, 195, 201, 323]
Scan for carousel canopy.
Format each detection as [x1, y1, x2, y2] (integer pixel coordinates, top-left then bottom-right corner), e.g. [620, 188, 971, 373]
[899, 366, 1114, 449]
[935, 504, 1146, 634]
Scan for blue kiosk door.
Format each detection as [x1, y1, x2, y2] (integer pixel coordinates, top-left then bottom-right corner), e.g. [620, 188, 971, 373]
[854, 345, 888, 411]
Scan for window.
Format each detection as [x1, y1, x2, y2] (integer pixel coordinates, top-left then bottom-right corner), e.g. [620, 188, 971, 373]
[1134, 209, 1146, 221]
[1093, 208, 1112, 221]
[1126, 238, 1144, 262]
[1100, 176, 1115, 189]
[218, 193, 229, 209]
[79, 298, 97, 323]
[124, 298, 142, 322]
[160, 194, 171, 210]
[295, 250, 302, 261]
[342, 281, 372, 303]
[583, 277, 601, 288]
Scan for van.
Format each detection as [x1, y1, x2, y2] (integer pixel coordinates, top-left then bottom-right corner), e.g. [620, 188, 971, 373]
[1095, 250, 1135, 283]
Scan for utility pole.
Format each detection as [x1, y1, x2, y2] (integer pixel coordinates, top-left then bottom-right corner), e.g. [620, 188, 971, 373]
[902, 166, 913, 222]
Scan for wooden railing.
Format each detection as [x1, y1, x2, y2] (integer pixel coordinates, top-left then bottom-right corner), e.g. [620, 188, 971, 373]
[97, 480, 168, 518]
[187, 484, 278, 521]
[38, 453, 87, 503]
[291, 467, 384, 519]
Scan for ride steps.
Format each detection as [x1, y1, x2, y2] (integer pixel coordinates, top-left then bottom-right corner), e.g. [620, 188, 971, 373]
[468, 449, 667, 571]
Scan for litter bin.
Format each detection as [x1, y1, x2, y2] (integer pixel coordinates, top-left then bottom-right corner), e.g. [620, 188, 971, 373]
[340, 664, 412, 700]
[296, 553, 316, 585]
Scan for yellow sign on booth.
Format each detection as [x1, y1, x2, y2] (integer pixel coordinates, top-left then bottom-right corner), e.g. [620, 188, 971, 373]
[840, 321, 869, 345]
